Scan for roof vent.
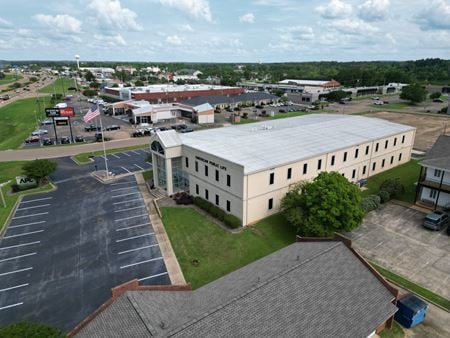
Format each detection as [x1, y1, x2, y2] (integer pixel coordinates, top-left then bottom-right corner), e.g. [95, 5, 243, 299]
[159, 321, 167, 329]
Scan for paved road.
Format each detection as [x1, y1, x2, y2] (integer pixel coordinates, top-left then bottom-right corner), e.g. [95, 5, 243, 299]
[0, 137, 151, 162]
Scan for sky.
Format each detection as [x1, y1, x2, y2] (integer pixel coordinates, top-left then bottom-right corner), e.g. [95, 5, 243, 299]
[0, 0, 450, 62]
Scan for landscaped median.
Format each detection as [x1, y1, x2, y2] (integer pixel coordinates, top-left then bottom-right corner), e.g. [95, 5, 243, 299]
[72, 145, 149, 164]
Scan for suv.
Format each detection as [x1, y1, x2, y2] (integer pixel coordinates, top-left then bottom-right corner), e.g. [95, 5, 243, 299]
[104, 125, 120, 131]
[423, 211, 449, 230]
[85, 124, 101, 132]
[60, 136, 70, 144]
[43, 138, 53, 146]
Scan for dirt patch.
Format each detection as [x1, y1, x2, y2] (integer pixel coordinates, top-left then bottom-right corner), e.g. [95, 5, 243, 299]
[366, 111, 450, 151]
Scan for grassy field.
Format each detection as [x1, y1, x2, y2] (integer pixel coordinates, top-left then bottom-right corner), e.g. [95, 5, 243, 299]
[362, 160, 420, 203]
[379, 322, 404, 338]
[0, 161, 54, 231]
[0, 96, 52, 150]
[161, 207, 296, 289]
[371, 261, 450, 311]
[142, 170, 153, 181]
[39, 77, 75, 95]
[381, 102, 414, 110]
[73, 145, 148, 164]
[0, 73, 22, 86]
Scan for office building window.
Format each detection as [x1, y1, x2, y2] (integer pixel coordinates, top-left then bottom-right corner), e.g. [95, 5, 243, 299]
[195, 184, 199, 194]
[398, 153, 402, 161]
[362, 165, 367, 175]
[204, 165, 208, 177]
[317, 159, 322, 170]
[355, 148, 359, 159]
[215, 194, 219, 206]
[269, 172, 274, 185]
[268, 198, 273, 210]
[195, 161, 198, 172]
[343, 152, 347, 162]
[226, 200, 230, 212]
[205, 189, 209, 200]
[215, 169, 219, 182]
[372, 162, 376, 171]
[375, 143, 379, 152]
[303, 163, 308, 175]
[385, 140, 388, 149]
[227, 174, 231, 187]
[390, 156, 394, 164]
[185, 157, 189, 168]
[402, 135, 405, 144]
[434, 169, 442, 177]
[331, 155, 335, 166]
[352, 169, 356, 179]
[394, 138, 397, 146]
[365, 145, 370, 155]
[429, 189, 437, 199]
[287, 168, 292, 179]
[382, 159, 385, 168]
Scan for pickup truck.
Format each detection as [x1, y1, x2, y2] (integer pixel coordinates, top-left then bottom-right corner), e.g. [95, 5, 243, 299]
[84, 124, 101, 132]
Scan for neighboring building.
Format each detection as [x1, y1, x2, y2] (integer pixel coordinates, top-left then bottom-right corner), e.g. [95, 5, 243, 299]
[182, 91, 279, 109]
[80, 67, 115, 79]
[146, 66, 161, 74]
[238, 82, 304, 94]
[102, 84, 244, 103]
[173, 69, 202, 82]
[149, 114, 415, 226]
[416, 135, 450, 208]
[279, 78, 341, 89]
[115, 65, 137, 74]
[75, 238, 399, 338]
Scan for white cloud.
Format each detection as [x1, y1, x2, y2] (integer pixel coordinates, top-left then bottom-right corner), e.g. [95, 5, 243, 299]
[358, 0, 390, 22]
[166, 34, 183, 45]
[278, 25, 314, 41]
[178, 24, 194, 32]
[94, 33, 127, 46]
[416, 0, 450, 30]
[88, 0, 142, 31]
[0, 17, 12, 28]
[34, 14, 82, 34]
[385, 32, 396, 45]
[159, 0, 213, 22]
[328, 18, 379, 35]
[240, 13, 255, 23]
[316, 0, 353, 19]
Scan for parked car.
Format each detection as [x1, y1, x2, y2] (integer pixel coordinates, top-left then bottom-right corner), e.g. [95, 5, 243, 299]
[180, 127, 194, 133]
[41, 119, 53, 125]
[422, 211, 449, 230]
[279, 109, 286, 113]
[371, 96, 380, 100]
[32, 129, 48, 136]
[25, 135, 40, 143]
[104, 124, 120, 131]
[159, 126, 169, 131]
[383, 100, 389, 104]
[43, 138, 53, 146]
[60, 136, 70, 144]
[84, 124, 101, 132]
[75, 135, 85, 143]
[95, 132, 104, 142]
[132, 129, 145, 137]
[1, 94, 10, 100]
[433, 98, 444, 103]
[373, 101, 384, 105]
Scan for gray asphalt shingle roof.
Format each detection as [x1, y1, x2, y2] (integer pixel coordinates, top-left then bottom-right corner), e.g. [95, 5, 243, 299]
[182, 91, 278, 106]
[77, 242, 397, 338]
[421, 135, 450, 171]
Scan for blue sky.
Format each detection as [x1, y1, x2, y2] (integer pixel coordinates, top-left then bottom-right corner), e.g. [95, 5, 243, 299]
[0, 0, 450, 62]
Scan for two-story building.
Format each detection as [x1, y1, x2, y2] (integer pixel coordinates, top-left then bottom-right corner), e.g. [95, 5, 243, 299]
[416, 135, 450, 209]
[149, 114, 416, 226]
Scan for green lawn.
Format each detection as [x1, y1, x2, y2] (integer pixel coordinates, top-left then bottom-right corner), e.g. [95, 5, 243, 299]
[381, 102, 414, 110]
[0, 161, 54, 231]
[379, 322, 404, 338]
[371, 261, 450, 311]
[73, 145, 148, 164]
[161, 207, 296, 289]
[362, 160, 420, 203]
[142, 170, 153, 181]
[0, 74, 22, 86]
[0, 97, 52, 150]
[39, 77, 75, 95]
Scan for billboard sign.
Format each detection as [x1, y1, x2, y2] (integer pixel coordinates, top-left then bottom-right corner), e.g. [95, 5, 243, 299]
[54, 117, 69, 126]
[45, 108, 60, 117]
[45, 107, 75, 117]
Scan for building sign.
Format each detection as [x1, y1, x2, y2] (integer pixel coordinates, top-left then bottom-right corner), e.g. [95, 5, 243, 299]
[195, 156, 227, 171]
[16, 176, 38, 189]
[54, 117, 69, 126]
[45, 108, 60, 117]
[45, 107, 75, 117]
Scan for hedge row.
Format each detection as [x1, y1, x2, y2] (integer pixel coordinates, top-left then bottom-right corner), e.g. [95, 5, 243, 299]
[193, 196, 241, 228]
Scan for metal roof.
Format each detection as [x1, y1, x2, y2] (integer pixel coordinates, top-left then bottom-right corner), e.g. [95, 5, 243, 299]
[157, 130, 182, 148]
[179, 114, 415, 174]
[279, 79, 330, 86]
[194, 103, 213, 112]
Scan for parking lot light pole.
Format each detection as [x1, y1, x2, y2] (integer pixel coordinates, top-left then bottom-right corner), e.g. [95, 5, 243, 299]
[0, 180, 11, 208]
[97, 105, 109, 178]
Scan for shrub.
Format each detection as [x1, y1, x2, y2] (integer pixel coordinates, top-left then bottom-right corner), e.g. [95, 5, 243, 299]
[378, 190, 391, 204]
[380, 178, 404, 198]
[224, 214, 241, 228]
[194, 196, 241, 228]
[361, 194, 381, 213]
[0, 321, 63, 338]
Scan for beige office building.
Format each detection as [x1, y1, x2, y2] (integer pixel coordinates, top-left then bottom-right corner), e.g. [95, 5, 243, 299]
[149, 114, 415, 226]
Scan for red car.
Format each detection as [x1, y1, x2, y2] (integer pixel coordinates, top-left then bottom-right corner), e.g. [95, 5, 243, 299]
[25, 135, 40, 143]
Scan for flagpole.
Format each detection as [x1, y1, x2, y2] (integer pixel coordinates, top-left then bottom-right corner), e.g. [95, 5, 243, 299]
[97, 103, 109, 179]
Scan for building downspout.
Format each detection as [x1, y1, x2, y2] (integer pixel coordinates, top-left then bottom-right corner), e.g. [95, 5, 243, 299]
[414, 166, 424, 204]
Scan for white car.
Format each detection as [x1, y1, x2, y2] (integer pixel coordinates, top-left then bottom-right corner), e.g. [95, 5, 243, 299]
[32, 129, 48, 136]
[373, 101, 384, 105]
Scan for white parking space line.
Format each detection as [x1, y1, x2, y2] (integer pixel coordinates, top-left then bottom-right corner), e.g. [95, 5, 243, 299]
[114, 206, 145, 213]
[142, 149, 150, 154]
[111, 186, 136, 192]
[121, 166, 131, 173]
[0, 241, 40, 251]
[116, 223, 150, 231]
[115, 214, 148, 222]
[12, 212, 48, 220]
[4, 230, 44, 239]
[131, 150, 141, 155]
[113, 198, 143, 205]
[111, 154, 120, 159]
[111, 181, 134, 186]
[146, 161, 152, 165]
[0, 252, 36, 263]
[0, 283, 29, 293]
[134, 164, 144, 170]
[9, 221, 45, 229]
[138, 272, 168, 282]
[122, 152, 131, 157]
[112, 192, 139, 198]
[0, 302, 23, 311]
[118, 244, 159, 255]
[20, 197, 52, 204]
[16, 204, 51, 211]
[116, 233, 154, 242]
[120, 256, 163, 269]
[0, 267, 33, 277]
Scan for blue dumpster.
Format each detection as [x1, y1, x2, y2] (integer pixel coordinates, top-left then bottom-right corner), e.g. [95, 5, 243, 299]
[394, 294, 428, 328]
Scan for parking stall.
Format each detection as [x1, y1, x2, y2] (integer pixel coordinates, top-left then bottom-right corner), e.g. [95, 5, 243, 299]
[92, 149, 152, 176]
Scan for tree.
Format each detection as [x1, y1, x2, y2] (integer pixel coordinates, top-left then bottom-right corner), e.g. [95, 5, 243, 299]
[429, 91, 441, 99]
[0, 71, 5, 79]
[83, 89, 98, 97]
[281, 171, 364, 237]
[400, 83, 427, 103]
[84, 70, 95, 82]
[0, 321, 63, 338]
[22, 159, 57, 183]
[135, 80, 144, 86]
[326, 90, 349, 102]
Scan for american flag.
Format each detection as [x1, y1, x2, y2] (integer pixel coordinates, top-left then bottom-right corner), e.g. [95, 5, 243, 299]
[83, 106, 100, 123]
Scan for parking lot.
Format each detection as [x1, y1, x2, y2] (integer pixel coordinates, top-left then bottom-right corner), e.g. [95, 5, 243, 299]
[0, 154, 166, 331]
[347, 203, 450, 299]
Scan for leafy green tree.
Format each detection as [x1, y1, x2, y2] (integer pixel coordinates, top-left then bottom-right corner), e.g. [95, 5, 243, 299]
[429, 91, 441, 99]
[0, 71, 5, 79]
[22, 159, 57, 183]
[83, 89, 98, 97]
[135, 80, 144, 86]
[400, 83, 427, 103]
[281, 171, 364, 237]
[84, 70, 95, 82]
[272, 89, 285, 97]
[326, 90, 349, 102]
[0, 321, 63, 338]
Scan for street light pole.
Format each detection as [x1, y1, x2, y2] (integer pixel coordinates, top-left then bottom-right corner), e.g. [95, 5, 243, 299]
[0, 180, 11, 208]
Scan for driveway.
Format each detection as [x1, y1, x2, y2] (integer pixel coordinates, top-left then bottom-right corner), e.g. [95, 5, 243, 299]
[348, 203, 449, 299]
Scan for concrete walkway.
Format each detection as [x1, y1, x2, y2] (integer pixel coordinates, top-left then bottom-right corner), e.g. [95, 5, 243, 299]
[0, 137, 150, 161]
[135, 173, 186, 285]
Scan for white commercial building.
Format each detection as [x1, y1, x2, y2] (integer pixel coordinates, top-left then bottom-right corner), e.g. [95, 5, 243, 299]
[150, 114, 416, 226]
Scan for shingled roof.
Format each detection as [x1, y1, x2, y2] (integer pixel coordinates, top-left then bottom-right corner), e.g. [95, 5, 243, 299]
[421, 135, 450, 171]
[77, 241, 397, 338]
